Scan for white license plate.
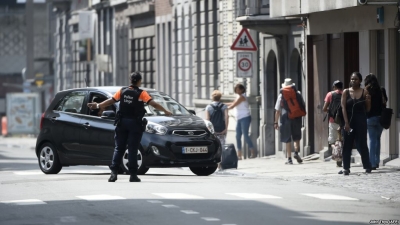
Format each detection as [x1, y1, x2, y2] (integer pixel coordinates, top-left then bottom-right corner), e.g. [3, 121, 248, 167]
[182, 146, 208, 154]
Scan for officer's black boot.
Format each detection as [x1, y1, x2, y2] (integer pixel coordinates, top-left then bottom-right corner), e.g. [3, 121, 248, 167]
[129, 174, 141, 182]
[108, 171, 118, 182]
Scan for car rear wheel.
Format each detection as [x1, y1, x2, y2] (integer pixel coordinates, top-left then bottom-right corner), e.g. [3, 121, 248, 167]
[189, 165, 218, 176]
[38, 142, 62, 174]
[121, 147, 149, 175]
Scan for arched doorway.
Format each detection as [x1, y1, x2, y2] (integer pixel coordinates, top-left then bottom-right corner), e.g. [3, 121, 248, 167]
[289, 49, 302, 92]
[261, 50, 278, 156]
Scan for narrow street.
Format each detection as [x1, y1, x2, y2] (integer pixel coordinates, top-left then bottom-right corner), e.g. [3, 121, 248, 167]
[1, 137, 399, 225]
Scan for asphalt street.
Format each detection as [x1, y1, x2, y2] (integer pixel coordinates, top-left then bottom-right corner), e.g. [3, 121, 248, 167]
[0, 138, 399, 225]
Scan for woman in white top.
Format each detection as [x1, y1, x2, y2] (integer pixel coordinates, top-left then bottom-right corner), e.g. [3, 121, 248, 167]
[227, 83, 256, 159]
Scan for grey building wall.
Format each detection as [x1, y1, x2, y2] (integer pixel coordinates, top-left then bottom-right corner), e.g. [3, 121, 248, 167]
[0, 4, 51, 76]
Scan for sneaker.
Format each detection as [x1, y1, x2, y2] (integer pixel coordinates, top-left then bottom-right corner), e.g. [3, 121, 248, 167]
[293, 154, 303, 163]
[285, 158, 293, 165]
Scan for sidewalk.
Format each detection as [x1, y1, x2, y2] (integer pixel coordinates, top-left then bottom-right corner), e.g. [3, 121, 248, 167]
[221, 156, 400, 202]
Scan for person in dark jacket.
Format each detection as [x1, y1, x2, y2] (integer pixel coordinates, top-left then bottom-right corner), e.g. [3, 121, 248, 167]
[340, 72, 372, 175]
[87, 72, 172, 182]
[364, 74, 386, 170]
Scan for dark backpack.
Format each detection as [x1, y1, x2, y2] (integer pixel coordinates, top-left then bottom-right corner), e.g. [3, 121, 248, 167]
[210, 103, 226, 133]
[328, 91, 342, 119]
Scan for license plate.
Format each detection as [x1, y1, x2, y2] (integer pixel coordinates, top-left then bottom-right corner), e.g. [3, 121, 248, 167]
[182, 146, 208, 154]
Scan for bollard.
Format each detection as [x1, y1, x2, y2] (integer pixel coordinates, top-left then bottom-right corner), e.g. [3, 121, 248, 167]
[1, 116, 7, 137]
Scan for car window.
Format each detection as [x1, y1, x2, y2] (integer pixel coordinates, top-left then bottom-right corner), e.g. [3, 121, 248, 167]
[145, 92, 190, 116]
[56, 91, 86, 114]
[88, 93, 115, 116]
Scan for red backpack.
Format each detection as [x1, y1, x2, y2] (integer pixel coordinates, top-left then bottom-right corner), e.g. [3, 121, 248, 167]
[280, 85, 306, 119]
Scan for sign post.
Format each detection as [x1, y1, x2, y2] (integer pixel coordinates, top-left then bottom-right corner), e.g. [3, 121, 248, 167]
[236, 52, 253, 78]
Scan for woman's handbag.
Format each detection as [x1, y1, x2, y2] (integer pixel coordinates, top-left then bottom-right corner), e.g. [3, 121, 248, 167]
[380, 107, 393, 129]
[331, 130, 342, 162]
[379, 87, 392, 129]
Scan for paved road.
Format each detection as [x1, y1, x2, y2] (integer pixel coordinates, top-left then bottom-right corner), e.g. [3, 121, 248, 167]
[0, 138, 399, 225]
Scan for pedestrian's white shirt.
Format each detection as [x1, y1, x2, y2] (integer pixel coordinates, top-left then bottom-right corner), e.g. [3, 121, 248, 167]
[234, 93, 251, 120]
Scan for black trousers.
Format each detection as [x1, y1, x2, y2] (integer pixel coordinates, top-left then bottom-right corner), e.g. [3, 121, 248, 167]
[110, 118, 143, 174]
[342, 113, 371, 170]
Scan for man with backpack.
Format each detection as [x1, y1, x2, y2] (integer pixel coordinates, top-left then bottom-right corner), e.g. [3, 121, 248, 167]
[205, 90, 229, 146]
[274, 78, 306, 165]
[323, 80, 343, 167]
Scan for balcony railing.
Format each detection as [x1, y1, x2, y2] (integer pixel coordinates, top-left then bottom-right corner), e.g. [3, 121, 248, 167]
[237, 0, 269, 17]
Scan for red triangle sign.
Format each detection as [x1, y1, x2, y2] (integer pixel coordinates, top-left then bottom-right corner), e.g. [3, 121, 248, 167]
[231, 28, 257, 51]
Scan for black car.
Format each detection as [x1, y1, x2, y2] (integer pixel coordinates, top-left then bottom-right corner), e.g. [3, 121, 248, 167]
[36, 86, 221, 176]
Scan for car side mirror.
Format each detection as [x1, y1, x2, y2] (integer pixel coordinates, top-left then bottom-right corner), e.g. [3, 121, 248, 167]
[101, 110, 116, 119]
[188, 109, 196, 115]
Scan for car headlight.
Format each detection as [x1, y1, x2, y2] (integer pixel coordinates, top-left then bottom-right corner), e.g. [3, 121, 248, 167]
[145, 121, 168, 135]
[203, 119, 215, 134]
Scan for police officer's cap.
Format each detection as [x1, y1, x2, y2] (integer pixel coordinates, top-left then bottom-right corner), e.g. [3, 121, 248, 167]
[130, 72, 142, 82]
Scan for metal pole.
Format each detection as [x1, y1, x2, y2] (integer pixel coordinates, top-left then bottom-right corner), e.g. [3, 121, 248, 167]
[26, 0, 34, 80]
[86, 39, 91, 87]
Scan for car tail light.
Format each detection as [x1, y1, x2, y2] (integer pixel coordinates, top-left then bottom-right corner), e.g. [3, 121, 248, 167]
[39, 113, 45, 130]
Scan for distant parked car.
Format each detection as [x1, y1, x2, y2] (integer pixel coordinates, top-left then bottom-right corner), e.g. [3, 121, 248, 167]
[36, 86, 221, 176]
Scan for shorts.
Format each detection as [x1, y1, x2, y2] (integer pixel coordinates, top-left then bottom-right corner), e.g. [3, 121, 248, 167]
[280, 117, 302, 143]
[328, 122, 340, 144]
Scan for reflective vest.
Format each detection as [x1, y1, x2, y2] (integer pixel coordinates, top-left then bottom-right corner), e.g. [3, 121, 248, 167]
[118, 86, 145, 119]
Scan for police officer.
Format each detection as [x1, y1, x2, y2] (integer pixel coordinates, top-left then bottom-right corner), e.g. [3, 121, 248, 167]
[87, 72, 172, 182]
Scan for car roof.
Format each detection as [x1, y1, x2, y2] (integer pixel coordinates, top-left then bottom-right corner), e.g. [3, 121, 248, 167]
[60, 86, 157, 95]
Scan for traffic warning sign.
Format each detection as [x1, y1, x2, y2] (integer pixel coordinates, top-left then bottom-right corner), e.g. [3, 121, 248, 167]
[231, 28, 257, 51]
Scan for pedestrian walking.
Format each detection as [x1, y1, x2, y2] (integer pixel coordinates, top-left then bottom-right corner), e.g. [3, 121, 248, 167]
[274, 78, 305, 165]
[364, 74, 386, 170]
[340, 72, 372, 175]
[323, 80, 343, 167]
[87, 72, 172, 182]
[205, 90, 229, 146]
[227, 83, 256, 159]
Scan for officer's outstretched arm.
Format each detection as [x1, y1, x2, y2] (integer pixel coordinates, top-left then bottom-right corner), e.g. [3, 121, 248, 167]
[148, 100, 172, 116]
[87, 98, 115, 110]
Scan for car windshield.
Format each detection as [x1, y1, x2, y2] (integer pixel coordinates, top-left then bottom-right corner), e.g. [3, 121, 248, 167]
[145, 91, 190, 116]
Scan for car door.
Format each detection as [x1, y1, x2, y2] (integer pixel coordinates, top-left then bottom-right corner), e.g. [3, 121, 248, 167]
[49, 91, 87, 162]
[79, 92, 116, 162]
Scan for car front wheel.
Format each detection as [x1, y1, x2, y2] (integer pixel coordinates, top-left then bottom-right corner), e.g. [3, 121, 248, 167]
[38, 142, 62, 174]
[121, 147, 149, 175]
[189, 165, 218, 176]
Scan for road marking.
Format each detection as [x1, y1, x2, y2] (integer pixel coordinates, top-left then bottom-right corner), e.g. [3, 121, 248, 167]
[180, 210, 199, 214]
[1, 199, 46, 205]
[76, 195, 126, 201]
[152, 193, 204, 199]
[60, 216, 77, 223]
[302, 193, 358, 200]
[147, 200, 163, 203]
[226, 193, 282, 199]
[14, 171, 43, 175]
[162, 205, 179, 208]
[201, 217, 220, 221]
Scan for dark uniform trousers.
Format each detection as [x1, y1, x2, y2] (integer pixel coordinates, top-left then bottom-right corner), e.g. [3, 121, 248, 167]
[110, 118, 143, 174]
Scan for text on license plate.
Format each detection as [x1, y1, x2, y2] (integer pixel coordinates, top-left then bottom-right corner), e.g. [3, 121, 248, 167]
[182, 146, 208, 154]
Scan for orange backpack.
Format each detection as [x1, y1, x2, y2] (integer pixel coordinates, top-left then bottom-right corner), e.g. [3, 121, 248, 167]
[280, 85, 306, 119]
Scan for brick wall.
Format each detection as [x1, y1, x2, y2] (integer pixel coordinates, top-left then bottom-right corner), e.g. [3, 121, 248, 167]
[155, 0, 172, 16]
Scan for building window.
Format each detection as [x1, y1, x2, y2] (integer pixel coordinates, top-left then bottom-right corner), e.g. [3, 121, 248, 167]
[131, 36, 155, 88]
